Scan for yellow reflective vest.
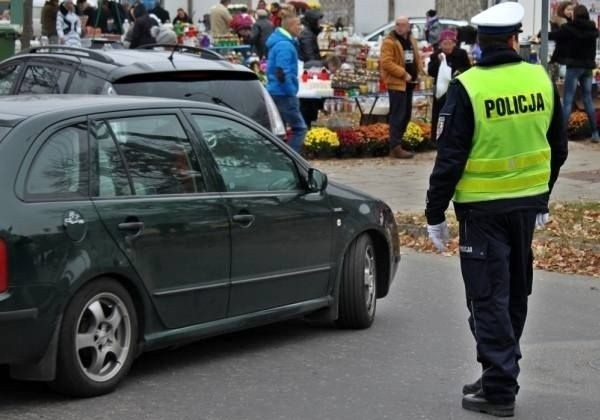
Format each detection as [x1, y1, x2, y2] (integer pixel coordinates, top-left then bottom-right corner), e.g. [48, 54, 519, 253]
[454, 62, 554, 203]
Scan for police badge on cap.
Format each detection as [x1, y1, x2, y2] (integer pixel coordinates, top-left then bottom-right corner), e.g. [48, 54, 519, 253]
[471, 2, 525, 35]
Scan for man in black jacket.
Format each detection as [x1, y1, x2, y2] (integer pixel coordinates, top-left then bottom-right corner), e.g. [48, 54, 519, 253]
[250, 8, 274, 58]
[425, 2, 568, 417]
[129, 3, 158, 49]
[298, 9, 324, 68]
[151, 1, 170, 24]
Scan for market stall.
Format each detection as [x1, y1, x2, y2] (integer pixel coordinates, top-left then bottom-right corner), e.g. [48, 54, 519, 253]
[295, 28, 435, 157]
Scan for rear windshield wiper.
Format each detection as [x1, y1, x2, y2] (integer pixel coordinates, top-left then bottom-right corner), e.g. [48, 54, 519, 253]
[183, 92, 236, 111]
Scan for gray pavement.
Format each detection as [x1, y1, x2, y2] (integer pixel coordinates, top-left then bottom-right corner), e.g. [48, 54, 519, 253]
[1, 251, 599, 419]
[313, 140, 600, 213]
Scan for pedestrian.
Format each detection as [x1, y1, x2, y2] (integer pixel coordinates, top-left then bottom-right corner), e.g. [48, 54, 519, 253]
[549, 4, 600, 142]
[298, 9, 324, 68]
[269, 2, 282, 28]
[76, 0, 96, 37]
[265, 9, 307, 152]
[425, 9, 441, 46]
[128, 3, 158, 49]
[427, 29, 471, 145]
[380, 15, 423, 159]
[231, 12, 254, 45]
[92, 0, 127, 35]
[172, 7, 192, 25]
[210, 0, 233, 38]
[151, 1, 170, 24]
[543, 1, 573, 82]
[425, 2, 568, 417]
[151, 25, 177, 47]
[56, 0, 81, 47]
[250, 8, 274, 58]
[256, 0, 267, 11]
[42, 0, 59, 45]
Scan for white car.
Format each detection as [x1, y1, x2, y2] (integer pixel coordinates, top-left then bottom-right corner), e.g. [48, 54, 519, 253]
[363, 17, 471, 49]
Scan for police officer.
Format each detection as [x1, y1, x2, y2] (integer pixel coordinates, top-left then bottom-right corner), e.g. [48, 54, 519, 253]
[425, 3, 568, 417]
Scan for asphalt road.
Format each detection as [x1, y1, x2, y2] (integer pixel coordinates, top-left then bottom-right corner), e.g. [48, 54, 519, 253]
[1, 251, 599, 420]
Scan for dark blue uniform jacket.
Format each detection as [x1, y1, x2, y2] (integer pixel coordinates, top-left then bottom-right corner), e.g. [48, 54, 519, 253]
[425, 46, 568, 225]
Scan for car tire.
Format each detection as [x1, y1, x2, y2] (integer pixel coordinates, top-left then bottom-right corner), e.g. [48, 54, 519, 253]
[50, 279, 138, 397]
[336, 234, 377, 329]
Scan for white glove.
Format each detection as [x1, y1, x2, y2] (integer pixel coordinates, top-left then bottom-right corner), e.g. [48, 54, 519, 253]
[427, 221, 450, 252]
[535, 212, 550, 228]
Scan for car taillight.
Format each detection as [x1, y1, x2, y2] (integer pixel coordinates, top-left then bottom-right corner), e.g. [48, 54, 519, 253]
[262, 86, 286, 137]
[0, 239, 7, 293]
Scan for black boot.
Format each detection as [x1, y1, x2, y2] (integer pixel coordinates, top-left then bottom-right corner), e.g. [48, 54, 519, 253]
[462, 377, 482, 395]
[463, 378, 520, 396]
[462, 391, 515, 417]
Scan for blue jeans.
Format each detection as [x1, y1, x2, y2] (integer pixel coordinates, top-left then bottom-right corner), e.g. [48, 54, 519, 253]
[562, 67, 598, 136]
[272, 95, 307, 152]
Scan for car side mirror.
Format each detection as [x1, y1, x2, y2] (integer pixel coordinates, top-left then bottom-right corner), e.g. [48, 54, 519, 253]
[307, 168, 328, 193]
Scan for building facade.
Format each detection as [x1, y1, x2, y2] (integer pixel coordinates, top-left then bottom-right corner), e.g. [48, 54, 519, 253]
[435, 0, 487, 21]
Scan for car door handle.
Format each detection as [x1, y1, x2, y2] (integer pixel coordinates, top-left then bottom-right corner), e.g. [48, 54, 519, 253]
[118, 221, 145, 231]
[232, 214, 255, 227]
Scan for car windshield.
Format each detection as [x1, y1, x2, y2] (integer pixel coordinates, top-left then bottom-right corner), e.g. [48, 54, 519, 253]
[112, 72, 270, 129]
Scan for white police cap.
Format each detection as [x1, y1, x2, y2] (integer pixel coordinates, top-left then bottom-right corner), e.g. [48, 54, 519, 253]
[471, 2, 525, 35]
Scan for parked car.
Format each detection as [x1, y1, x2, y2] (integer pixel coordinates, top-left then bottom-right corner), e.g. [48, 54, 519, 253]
[0, 95, 400, 397]
[0, 45, 285, 137]
[363, 17, 470, 48]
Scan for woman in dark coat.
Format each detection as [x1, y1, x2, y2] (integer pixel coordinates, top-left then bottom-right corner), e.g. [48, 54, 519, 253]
[427, 29, 471, 144]
[172, 8, 192, 25]
[547, 1, 573, 81]
[550, 4, 599, 142]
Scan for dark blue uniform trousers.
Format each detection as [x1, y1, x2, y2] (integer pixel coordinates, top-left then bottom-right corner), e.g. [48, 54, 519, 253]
[458, 210, 537, 403]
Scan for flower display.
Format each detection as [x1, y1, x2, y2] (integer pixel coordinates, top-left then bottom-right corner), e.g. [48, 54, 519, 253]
[568, 111, 591, 140]
[401, 122, 425, 151]
[304, 127, 340, 157]
[336, 129, 367, 157]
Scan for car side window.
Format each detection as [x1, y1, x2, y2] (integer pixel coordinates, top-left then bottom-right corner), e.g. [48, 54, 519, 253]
[106, 115, 206, 195]
[92, 120, 133, 197]
[0, 64, 22, 94]
[18, 65, 71, 94]
[25, 123, 89, 199]
[69, 70, 111, 94]
[192, 115, 301, 192]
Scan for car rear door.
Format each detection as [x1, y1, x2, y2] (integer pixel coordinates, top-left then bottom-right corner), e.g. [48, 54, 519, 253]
[186, 112, 334, 316]
[89, 110, 232, 329]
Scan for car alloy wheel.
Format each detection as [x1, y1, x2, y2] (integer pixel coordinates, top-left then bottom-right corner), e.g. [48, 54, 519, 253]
[75, 292, 133, 382]
[363, 245, 377, 319]
[51, 279, 138, 397]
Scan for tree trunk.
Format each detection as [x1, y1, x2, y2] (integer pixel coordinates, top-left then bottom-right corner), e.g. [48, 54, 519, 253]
[22, 0, 33, 49]
[388, 0, 395, 21]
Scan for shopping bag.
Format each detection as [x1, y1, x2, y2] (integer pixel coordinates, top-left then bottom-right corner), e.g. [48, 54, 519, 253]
[435, 55, 452, 99]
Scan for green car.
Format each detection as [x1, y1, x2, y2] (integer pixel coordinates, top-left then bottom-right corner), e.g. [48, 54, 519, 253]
[0, 95, 400, 397]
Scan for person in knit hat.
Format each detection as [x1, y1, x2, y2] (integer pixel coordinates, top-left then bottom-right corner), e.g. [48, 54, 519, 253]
[152, 25, 177, 45]
[427, 28, 471, 145]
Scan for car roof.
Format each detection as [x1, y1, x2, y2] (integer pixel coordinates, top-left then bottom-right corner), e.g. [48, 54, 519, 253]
[0, 95, 225, 125]
[12, 47, 256, 81]
[364, 17, 470, 40]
